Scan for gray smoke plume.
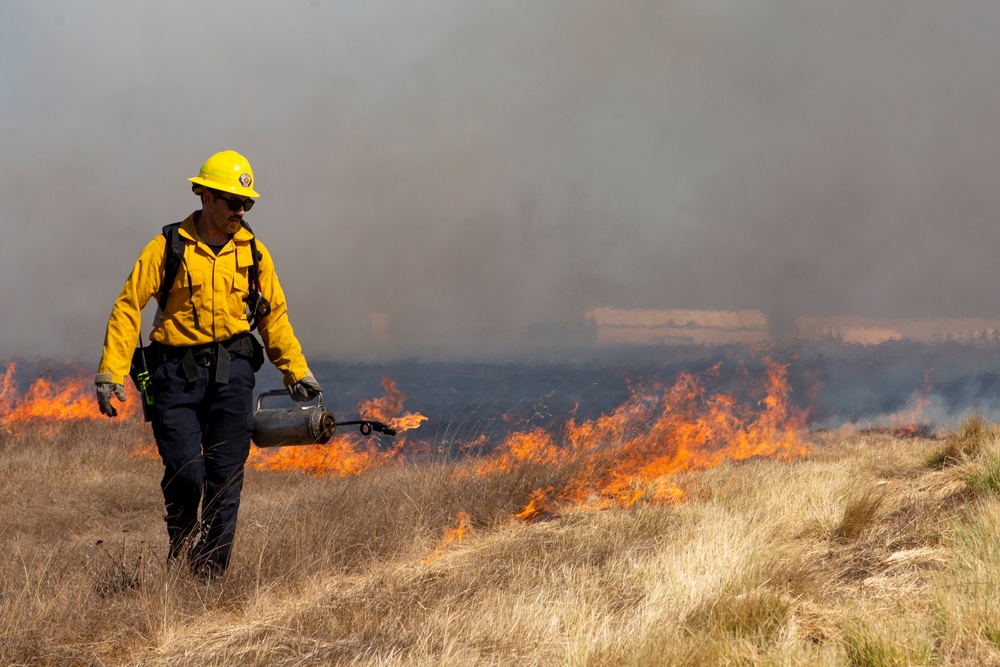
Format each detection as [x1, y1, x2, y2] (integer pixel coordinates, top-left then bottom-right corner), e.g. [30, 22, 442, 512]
[3, 1, 1000, 363]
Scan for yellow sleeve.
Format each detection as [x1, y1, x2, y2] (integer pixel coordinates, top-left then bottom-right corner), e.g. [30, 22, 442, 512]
[96, 235, 167, 386]
[253, 240, 312, 385]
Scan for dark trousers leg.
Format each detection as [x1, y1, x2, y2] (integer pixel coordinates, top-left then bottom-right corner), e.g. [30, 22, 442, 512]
[193, 360, 255, 571]
[152, 356, 255, 571]
[152, 359, 207, 560]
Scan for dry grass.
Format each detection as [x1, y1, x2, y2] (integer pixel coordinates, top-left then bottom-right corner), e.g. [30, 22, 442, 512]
[928, 410, 997, 469]
[4, 416, 1000, 665]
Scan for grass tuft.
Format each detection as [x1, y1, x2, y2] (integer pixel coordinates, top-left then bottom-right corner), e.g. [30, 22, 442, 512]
[684, 589, 792, 645]
[842, 624, 908, 667]
[964, 450, 1000, 496]
[928, 411, 993, 469]
[91, 537, 149, 597]
[833, 486, 885, 540]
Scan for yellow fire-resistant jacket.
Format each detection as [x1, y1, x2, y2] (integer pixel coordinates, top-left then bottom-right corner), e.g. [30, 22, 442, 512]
[96, 213, 312, 387]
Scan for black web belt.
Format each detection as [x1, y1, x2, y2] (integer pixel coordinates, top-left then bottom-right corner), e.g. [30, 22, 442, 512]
[158, 334, 255, 384]
[180, 344, 231, 384]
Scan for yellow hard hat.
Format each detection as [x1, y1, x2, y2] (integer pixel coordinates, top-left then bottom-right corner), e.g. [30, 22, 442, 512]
[188, 150, 260, 198]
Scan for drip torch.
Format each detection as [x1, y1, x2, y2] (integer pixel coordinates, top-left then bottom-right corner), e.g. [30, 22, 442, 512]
[252, 389, 396, 448]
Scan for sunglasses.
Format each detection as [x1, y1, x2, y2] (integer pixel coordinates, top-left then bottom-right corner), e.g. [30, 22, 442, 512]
[212, 191, 255, 212]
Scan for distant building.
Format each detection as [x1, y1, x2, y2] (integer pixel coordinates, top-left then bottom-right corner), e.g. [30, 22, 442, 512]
[581, 309, 1000, 347]
[585, 308, 772, 346]
[794, 316, 1000, 345]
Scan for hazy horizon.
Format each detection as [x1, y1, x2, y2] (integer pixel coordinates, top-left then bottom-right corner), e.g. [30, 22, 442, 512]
[4, 2, 1000, 364]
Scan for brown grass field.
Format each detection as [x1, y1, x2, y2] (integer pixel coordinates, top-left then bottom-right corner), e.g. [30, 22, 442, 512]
[2, 406, 1000, 665]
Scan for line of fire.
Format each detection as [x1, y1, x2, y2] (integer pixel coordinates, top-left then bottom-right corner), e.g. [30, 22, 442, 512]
[5, 307, 1000, 523]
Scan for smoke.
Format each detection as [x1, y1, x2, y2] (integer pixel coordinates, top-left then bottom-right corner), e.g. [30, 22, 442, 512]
[3, 1, 1000, 363]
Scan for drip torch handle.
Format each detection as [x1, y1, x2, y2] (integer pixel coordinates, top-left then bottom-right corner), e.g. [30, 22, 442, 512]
[256, 389, 325, 412]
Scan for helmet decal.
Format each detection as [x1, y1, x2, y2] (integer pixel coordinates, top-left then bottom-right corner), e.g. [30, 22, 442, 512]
[239, 173, 252, 187]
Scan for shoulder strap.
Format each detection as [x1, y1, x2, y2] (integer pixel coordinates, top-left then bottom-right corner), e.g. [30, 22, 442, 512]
[240, 220, 261, 286]
[240, 220, 271, 330]
[156, 222, 185, 316]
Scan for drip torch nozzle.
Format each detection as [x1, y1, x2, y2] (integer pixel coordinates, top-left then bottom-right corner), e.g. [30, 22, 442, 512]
[338, 420, 396, 437]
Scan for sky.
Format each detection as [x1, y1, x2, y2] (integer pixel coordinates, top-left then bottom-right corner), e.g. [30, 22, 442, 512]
[3, 1, 1000, 363]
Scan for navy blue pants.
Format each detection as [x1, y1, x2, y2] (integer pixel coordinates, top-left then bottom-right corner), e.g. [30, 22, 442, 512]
[151, 355, 255, 572]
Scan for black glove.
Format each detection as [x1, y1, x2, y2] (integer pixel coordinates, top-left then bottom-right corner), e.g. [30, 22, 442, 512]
[96, 382, 127, 417]
[289, 375, 323, 402]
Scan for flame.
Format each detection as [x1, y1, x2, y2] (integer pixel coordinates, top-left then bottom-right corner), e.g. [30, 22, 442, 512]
[130, 441, 159, 458]
[515, 487, 560, 522]
[859, 368, 934, 437]
[477, 359, 809, 521]
[247, 436, 398, 476]
[0, 364, 139, 423]
[423, 512, 473, 562]
[360, 377, 428, 433]
[884, 368, 932, 431]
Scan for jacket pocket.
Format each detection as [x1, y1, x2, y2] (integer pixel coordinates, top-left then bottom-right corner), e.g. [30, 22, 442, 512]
[163, 272, 203, 332]
[231, 271, 251, 322]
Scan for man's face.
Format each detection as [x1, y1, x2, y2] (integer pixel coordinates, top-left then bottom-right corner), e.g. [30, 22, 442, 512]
[204, 190, 253, 235]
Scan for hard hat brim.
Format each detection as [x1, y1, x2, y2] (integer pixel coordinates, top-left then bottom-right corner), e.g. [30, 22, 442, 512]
[188, 175, 260, 198]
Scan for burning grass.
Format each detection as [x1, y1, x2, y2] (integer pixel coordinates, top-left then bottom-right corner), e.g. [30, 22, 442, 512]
[5, 365, 1000, 664]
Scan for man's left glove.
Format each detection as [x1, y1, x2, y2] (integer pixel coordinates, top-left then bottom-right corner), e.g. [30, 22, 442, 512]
[289, 374, 323, 402]
[96, 382, 127, 417]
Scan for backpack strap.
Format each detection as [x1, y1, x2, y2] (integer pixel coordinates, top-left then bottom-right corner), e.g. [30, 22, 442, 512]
[156, 222, 184, 315]
[155, 222, 200, 330]
[240, 220, 271, 331]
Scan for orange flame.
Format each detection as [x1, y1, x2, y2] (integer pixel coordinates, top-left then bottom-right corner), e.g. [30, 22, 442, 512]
[888, 368, 933, 432]
[515, 487, 560, 523]
[247, 436, 398, 476]
[0, 364, 139, 423]
[859, 368, 934, 437]
[478, 359, 809, 520]
[360, 377, 429, 433]
[424, 511, 473, 562]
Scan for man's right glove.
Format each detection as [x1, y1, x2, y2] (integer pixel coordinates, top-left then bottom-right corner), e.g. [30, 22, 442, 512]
[96, 382, 127, 417]
[289, 374, 323, 402]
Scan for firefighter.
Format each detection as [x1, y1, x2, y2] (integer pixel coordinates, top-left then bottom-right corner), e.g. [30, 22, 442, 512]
[94, 150, 322, 580]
